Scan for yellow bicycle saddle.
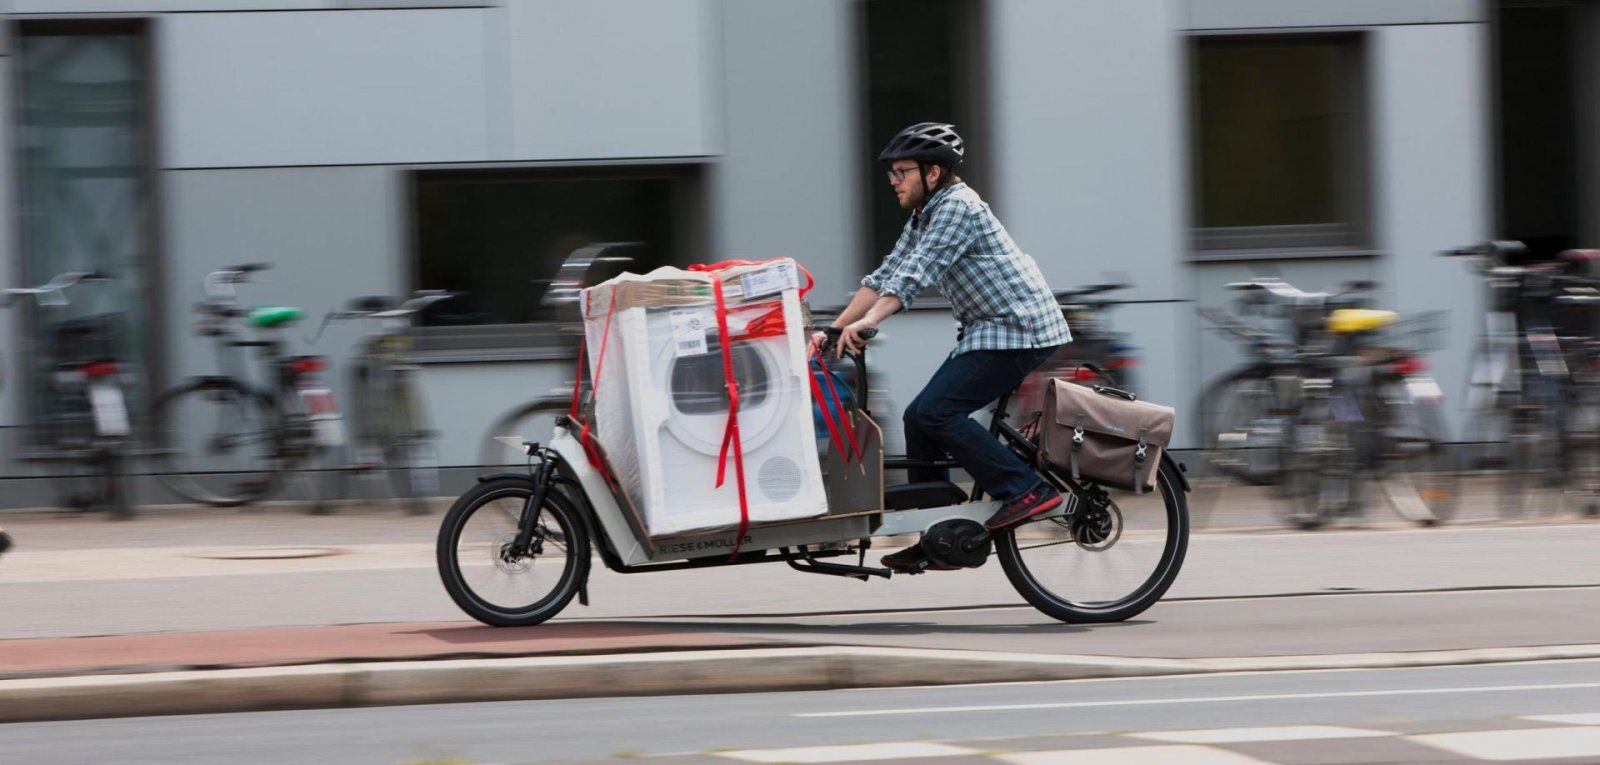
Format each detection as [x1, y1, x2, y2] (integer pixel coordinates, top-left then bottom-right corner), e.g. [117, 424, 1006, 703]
[1326, 308, 1397, 334]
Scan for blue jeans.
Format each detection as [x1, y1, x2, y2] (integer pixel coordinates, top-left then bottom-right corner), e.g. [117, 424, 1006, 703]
[903, 345, 1061, 503]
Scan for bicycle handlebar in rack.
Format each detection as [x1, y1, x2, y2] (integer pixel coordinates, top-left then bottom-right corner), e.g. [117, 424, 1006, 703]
[2, 270, 113, 308]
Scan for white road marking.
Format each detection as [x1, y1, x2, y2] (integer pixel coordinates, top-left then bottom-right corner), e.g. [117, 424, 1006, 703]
[1129, 725, 1393, 743]
[1522, 712, 1600, 725]
[797, 681, 1600, 718]
[1411, 727, 1600, 761]
[717, 741, 976, 762]
[996, 745, 1275, 765]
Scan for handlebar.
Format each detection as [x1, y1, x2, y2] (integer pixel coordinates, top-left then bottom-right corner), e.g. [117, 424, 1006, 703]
[203, 263, 272, 301]
[2, 270, 113, 308]
[813, 325, 877, 357]
[309, 290, 456, 344]
[1054, 282, 1130, 302]
[1442, 240, 1528, 260]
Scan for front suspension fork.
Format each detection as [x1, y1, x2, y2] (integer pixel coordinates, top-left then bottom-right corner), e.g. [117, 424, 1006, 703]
[511, 448, 557, 555]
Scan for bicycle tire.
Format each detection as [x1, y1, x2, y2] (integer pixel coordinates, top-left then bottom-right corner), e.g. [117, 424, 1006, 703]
[996, 459, 1188, 623]
[151, 378, 285, 507]
[436, 476, 590, 627]
[1196, 365, 1290, 486]
[479, 398, 571, 468]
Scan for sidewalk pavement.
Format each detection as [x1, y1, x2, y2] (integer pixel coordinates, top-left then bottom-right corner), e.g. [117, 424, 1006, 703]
[3, 487, 1599, 723]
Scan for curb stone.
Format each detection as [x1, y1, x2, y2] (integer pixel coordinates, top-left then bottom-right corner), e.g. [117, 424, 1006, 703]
[3, 643, 1600, 724]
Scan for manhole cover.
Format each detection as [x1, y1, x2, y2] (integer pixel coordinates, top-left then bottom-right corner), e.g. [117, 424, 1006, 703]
[189, 547, 345, 561]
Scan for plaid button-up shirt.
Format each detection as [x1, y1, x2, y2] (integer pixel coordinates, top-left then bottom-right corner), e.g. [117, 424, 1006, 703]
[861, 182, 1071, 356]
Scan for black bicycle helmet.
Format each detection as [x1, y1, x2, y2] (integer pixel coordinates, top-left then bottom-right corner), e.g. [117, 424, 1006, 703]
[878, 122, 964, 167]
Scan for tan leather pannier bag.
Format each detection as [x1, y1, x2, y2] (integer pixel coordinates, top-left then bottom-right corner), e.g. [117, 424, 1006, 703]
[1037, 378, 1176, 493]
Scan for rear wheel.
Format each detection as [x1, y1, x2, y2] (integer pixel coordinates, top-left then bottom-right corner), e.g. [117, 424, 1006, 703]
[996, 460, 1188, 623]
[436, 476, 590, 627]
[152, 378, 285, 507]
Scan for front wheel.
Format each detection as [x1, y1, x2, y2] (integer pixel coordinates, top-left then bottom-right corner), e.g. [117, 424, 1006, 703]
[436, 476, 591, 627]
[997, 459, 1189, 623]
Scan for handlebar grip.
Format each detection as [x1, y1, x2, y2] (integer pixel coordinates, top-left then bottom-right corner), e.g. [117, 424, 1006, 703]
[232, 263, 271, 274]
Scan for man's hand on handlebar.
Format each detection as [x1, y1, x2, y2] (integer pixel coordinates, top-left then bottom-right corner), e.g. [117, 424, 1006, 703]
[839, 318, 878, 356]
[808, 324, 879, 359]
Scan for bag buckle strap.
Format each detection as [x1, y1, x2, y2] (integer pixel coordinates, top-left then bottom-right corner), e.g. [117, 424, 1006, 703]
[1071, 414, 1085, 447]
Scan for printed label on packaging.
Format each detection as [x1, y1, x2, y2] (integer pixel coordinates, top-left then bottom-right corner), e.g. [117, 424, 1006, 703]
[670, 308, 710, 356]
[740, 261, 799, 299]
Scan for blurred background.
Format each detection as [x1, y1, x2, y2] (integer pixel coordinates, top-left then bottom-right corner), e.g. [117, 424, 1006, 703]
[0, 0, 1582, 513]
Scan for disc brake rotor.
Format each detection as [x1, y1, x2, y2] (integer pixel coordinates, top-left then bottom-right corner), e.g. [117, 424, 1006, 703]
[493, 531, 534, 574]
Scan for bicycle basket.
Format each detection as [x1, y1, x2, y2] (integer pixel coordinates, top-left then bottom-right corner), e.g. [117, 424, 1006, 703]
[1372, 310, 1448, 355]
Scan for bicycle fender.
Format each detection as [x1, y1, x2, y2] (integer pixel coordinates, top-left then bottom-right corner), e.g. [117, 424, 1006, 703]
[475, 471, 533, 484]
[1162, 451, 1191, 493]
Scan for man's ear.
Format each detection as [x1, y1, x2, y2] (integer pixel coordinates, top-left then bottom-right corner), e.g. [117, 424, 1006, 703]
[925, 164, 942, 186]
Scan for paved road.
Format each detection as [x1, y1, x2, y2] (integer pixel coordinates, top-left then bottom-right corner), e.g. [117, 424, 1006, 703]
[3, 519, 1596, 643]
[5, 660, 1600, 764]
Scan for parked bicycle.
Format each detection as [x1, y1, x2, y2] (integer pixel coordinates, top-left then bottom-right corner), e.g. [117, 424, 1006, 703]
[476, 244, 639, 468]
[1444, 240, 1600, 516]
[151, 264, 346, 509]
[3, 271, 134, 518]
[1198, 278, 1454, 529]
[312, 290, 453, 514]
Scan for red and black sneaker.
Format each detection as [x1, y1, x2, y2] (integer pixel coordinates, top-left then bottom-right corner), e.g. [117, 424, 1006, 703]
[985, 485, 1064, 530]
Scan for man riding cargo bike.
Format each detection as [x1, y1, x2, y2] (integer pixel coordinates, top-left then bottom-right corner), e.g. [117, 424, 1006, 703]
[815, 122, 1073, 571]
[435, 123, 1188, 626]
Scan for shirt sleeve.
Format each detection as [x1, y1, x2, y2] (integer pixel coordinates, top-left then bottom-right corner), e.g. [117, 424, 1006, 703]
[871, 199, 976, 311]
[861, 219, 916, 293]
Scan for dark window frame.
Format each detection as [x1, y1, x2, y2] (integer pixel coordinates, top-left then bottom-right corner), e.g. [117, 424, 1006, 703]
[1188, 31, 1374, 261]
[404, 159, 709, 363]
[9, 16, 166, 422]
[857, 0, 989, 288]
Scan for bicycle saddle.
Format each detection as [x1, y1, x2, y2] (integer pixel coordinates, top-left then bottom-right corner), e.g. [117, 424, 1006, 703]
[247, 305, 305, 328]
[350, 296, 395, 314]
[1326, 308, 1397, 334]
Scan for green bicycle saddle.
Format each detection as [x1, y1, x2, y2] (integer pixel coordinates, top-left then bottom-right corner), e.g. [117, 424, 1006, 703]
[247, 305, 305, 328]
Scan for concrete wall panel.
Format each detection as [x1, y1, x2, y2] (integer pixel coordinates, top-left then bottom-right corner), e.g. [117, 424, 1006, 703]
[506, 0, 720, 160]
[159, 9, 490, 168]
[714, 0, 859, 307]
[990, 0, 1187, 303]
[1186, 0, 1485, 30]
[1373, 23, 1492, 431]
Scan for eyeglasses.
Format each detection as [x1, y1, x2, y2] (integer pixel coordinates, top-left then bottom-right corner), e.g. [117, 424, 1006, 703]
[886, 165, 922, 183]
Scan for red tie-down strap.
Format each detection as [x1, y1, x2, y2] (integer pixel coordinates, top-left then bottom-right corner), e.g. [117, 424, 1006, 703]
[570, 290, 619, 486]
[810, 351, 861, 462]
[706, 272, 753, 560]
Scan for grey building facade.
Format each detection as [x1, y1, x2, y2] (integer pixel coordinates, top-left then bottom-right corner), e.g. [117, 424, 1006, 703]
[0, 0, 1537, 505]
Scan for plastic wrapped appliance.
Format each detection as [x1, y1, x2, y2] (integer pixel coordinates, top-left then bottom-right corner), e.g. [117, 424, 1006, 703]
[580, 259, 826, 536]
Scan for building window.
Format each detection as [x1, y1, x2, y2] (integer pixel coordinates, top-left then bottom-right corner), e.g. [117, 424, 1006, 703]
[14, 19, 159, 406]
[861, 0, 987, 271]
[409, 163, 705, 359]
[1190, 34, 1370, 256]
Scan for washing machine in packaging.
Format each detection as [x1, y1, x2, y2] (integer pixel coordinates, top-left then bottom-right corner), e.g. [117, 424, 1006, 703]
[579, 259, 827, 537]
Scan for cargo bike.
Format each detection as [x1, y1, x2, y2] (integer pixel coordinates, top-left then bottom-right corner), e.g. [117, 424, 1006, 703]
[436, 275, 1190, 627]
